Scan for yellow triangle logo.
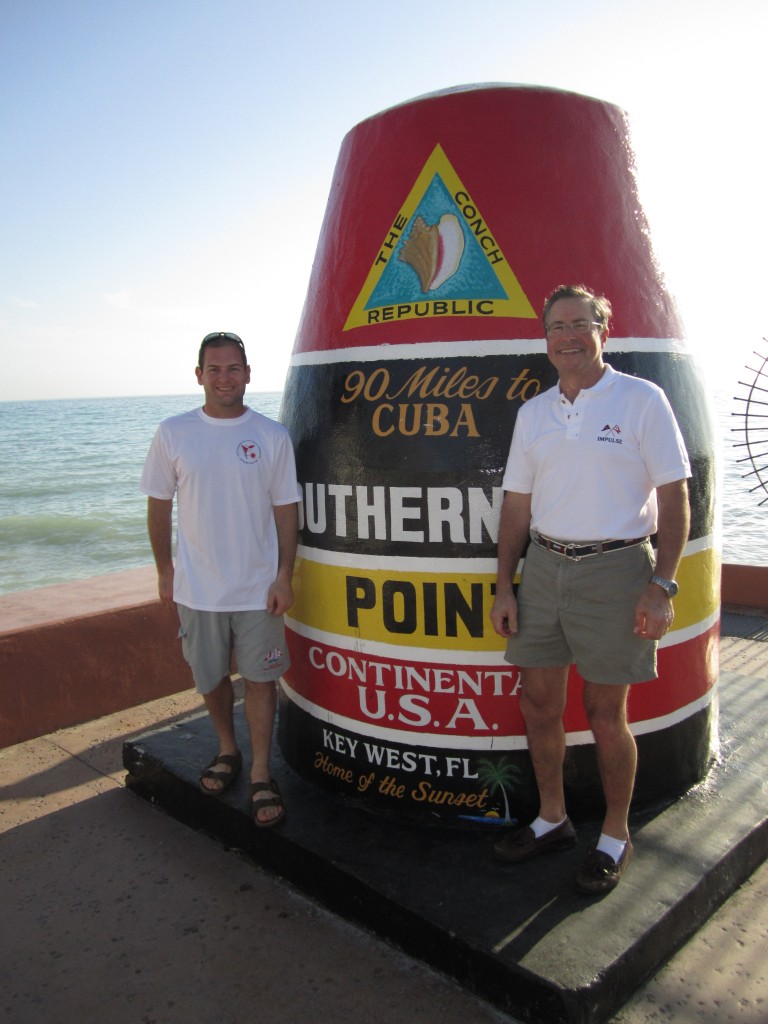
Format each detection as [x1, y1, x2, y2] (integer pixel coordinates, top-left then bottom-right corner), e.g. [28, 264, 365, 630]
[344, 144, 536, 331]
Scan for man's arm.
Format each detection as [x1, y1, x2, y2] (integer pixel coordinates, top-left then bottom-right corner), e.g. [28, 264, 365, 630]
[634, 478, 690, 639]
[490, 490, 532, 639]
[147, 497, 175, 607]
[266, 502, 299, 616]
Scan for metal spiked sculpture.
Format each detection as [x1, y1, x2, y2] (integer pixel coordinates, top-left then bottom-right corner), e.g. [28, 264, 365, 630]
[732, 337, 768, 506]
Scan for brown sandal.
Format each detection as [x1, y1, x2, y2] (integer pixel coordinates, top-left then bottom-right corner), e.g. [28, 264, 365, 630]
[250, 779, 285, 828]
[199, 751, 242, 794]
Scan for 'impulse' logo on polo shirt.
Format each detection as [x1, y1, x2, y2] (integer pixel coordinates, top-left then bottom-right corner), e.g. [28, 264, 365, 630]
[597, 424, 623, 444]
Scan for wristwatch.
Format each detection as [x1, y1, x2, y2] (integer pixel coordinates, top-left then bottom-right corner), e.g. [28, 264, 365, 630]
[650, 575, 679, 598]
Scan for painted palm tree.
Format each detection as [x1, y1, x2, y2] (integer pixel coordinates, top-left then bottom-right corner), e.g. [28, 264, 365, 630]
[476, 756, 523, 824]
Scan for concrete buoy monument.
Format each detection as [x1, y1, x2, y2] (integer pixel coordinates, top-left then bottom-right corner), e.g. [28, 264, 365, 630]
[277, 85, 719, 826]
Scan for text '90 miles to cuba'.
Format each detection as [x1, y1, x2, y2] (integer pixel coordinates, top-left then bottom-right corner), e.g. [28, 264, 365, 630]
[341, 363, 542, 437]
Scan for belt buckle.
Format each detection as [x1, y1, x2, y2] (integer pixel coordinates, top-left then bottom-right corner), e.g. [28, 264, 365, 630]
[564, 542, 580, 561]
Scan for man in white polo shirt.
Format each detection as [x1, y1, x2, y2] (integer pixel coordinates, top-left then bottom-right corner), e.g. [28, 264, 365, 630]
[141, 332, 301, 827]
[490, 285, 690, 892]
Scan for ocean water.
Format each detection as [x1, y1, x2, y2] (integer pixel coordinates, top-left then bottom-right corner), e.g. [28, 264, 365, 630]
[0, 389, 765, 598]
[0, 392, 283, 596]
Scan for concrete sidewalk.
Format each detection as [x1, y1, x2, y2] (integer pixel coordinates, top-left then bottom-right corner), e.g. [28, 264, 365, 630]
[2, 631, 767, 1024]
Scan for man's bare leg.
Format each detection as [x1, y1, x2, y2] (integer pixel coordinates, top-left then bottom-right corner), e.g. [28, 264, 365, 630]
[243, 679, 281, 825]
[200, 675, 239, 793]
[582, 681, 636, 840]
[519, 666, 570, 823]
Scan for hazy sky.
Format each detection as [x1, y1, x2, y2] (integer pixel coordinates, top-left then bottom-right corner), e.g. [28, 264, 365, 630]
[2, 0, 765, 402]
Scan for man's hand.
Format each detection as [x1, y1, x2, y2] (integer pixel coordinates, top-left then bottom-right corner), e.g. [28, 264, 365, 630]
[147, 497, 175, 608]
[157, 566, 175, 608]
[634, 584, 675, 640]
[266, 575, 294, 616]
[490, 490, 531, 640]
[268, 502, 298, 616]
[490, 587, 519, 639]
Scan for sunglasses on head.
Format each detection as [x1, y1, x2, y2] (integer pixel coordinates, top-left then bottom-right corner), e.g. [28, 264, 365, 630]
[201, 332, 244, 348]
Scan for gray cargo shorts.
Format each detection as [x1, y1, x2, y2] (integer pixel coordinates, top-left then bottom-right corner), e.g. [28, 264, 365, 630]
[177, 605, 290, 694]
[504, 537, 657, 684]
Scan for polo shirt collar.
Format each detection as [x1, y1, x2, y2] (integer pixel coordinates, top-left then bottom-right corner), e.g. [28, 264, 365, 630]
[552, 362, 616, 402]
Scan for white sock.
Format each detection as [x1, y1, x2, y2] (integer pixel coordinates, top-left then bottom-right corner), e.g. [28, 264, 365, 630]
[531, 815, 567, 838]
[596, 833, 627, 863]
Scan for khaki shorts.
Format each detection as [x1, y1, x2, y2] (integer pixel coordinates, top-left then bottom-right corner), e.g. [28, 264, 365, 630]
[177, 606, 290, 694]
[504, 538, 657, 685]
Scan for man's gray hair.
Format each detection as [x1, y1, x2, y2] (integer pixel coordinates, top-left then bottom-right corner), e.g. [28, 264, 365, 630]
[542, 285, 612, 330]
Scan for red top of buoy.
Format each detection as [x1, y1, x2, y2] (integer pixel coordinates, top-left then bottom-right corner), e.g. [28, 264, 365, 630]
[293, 85, 682, 354]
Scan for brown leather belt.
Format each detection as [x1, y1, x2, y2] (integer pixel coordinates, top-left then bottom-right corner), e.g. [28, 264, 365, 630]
[534, 533, 648, 560]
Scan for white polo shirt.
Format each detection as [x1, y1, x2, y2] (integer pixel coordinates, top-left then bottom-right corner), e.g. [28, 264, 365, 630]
[502, 365, 690, 541]
[140, 406, 301, 611]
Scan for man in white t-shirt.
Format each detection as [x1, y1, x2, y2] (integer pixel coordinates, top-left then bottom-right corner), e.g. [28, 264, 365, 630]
[490, 285, 690, 892]
[141, 332, 301, 827]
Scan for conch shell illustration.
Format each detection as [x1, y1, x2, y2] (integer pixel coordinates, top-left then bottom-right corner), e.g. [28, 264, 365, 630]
[398, 213, 464, 292]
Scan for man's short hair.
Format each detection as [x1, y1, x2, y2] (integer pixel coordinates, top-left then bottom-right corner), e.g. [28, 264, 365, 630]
[197, 332, 248, 370]
[542, 285, 612, 331]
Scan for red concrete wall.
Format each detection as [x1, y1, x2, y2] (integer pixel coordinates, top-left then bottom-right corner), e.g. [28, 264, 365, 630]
[721, 563, 768, 611]
[0, 567, 190, 749]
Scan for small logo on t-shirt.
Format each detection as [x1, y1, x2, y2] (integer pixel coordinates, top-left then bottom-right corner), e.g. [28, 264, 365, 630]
[237, 440, 261, 464]
[597, 424, 623, 444]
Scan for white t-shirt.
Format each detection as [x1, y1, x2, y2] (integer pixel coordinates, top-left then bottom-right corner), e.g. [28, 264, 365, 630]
[502, 365, 691, 541]
[140, 407, 301, 611]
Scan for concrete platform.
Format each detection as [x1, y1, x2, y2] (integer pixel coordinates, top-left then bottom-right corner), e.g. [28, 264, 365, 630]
[121, 616, 768, 1024]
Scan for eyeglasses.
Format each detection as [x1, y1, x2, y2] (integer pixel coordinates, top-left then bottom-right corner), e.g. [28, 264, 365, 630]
[545, 320, 603, 337]
[201, 331, 244, 348]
